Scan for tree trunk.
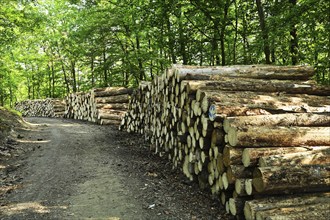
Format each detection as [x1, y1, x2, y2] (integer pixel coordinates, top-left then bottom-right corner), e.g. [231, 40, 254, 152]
[184, 77, 330, 96]
[95, 94, 130, 104]
[93, 87, 133, 97]
[256, 203, 330, 220]
[244, 193, 330, 220]
[227, 126, 330, 147]
[289, 0, 299, 65]
[223, 113, 330, 133]
[175, 65, 314, 81]
[241, 146, 327, 167]
[223, 145, 243, 167]
[256, 0, 271, 64]
[253, 165, 330, 193]
[259, 148, 330, 167]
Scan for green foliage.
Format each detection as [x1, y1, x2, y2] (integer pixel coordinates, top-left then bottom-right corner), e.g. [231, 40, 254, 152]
[0, 0, 329, 106]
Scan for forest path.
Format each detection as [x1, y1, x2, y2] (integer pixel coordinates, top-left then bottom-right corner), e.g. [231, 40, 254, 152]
[1, 117, 227, 220]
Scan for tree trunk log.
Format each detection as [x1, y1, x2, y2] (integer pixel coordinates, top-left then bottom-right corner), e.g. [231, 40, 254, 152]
[174, 64, 314, 81]
[95, 94, 130, 104]
[223, 113, 330, 133]
[242, 146, 327, 167]
[227, 126, 330, 147]
[96, 103, 128, 110]
[244, 193, 330, 220]
[253, 165, 330, 194]
[185, 78, 330, 96]
[259, 147, 330, 167]
[227, 165, 254, 184]
[255, 203, 330, 220]
[93, 87, 133, 97]
[223, 145, 243, 167]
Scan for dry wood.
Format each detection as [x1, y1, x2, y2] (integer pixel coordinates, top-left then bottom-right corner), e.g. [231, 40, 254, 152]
[95, 94, 130, 104]
[253, 165, 330, 194]
[173, 64, 314, 81]
[244, 193, 330, 220]
[211, 128, 225, 148]
[241, 146, 328, 167]
[259, 147, 330, 167]
[227, 165, 254, 184]
[255, 203, 330, 220]
[96, 103, 128, 110]
[223, 113, 330, 133]
[93, 87, 133, 97]
[98, 112, 124, 121]
[227, 126, 330, 147]
[208, 95, 329, 121]
[223, 146, 244, 167]
[185, 77, 330, 96]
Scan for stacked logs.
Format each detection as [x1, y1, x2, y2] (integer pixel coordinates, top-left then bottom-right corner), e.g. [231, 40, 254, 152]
[120, 64, 330, 219]
[64, 87, 132, 125]
[15, 99, 65, 117]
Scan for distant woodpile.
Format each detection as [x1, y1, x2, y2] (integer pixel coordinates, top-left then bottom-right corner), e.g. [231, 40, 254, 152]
[15, 87, 132, 126]
[64, 87, 132, 125]
[15, 99, 65, 118]
[120, 65, 330, 219]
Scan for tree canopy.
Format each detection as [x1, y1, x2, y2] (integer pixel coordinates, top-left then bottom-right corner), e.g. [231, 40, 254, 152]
[0, 0, 329, 106]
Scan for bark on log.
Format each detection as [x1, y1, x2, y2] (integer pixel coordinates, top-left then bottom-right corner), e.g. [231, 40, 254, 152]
[173, 64, 314, 81]
[223, 145, 244, 167]
[227, 126, 330, 147]
[253, 165, 330, 194]
[93, 87, 133, 97]
[96, 103, 128, 110]
[208, 93, 329, 121]
[95, 94, 130, 104]
[259, 148, 330, 167]
[223, 113, 330, 133]
[211, 128, 225, 148]
[185, 77, 330, 96]
[98, 112, 123, 121]
[241, 146, 327, 167]
[255, 203, 330, 220]
[227, 165, 254, 184]
[244, 193, 330, 220]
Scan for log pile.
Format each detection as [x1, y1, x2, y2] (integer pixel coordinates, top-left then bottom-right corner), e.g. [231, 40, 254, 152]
[15, 99, 65, 117]
[64, 87, 132, 125]
[120, 64, 330, 219]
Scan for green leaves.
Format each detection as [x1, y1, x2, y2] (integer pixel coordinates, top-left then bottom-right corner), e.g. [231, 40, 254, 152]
[0, 0, 328, 107]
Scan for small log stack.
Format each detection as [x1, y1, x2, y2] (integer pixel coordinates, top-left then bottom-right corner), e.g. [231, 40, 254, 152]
[15, 98, 65, 117]
[64, 87, 132, 125]
[120, 64, 330, 219]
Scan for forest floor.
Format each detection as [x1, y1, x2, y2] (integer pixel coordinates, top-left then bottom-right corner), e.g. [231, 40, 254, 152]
[0, 117, 229, 220]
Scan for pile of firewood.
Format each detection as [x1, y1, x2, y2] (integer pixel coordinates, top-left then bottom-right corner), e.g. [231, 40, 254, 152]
[15, 99, 65, 118]
[64, 87, 132, 125]
[120, 64, 330, 219]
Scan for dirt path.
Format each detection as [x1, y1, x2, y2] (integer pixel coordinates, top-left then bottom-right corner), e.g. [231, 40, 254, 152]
[1, 117, 228, 220]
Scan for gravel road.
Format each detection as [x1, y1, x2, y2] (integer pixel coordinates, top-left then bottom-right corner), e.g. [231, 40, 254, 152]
[0, 117, 228, 220]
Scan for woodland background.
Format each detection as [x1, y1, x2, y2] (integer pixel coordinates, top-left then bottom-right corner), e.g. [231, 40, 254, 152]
[0, 0, 329, 107]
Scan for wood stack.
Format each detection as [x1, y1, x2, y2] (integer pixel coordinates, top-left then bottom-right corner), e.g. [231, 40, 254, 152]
[15, 98, 65, 117]
[120, 64, 330, 219]
[64, 87, 132, 125]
